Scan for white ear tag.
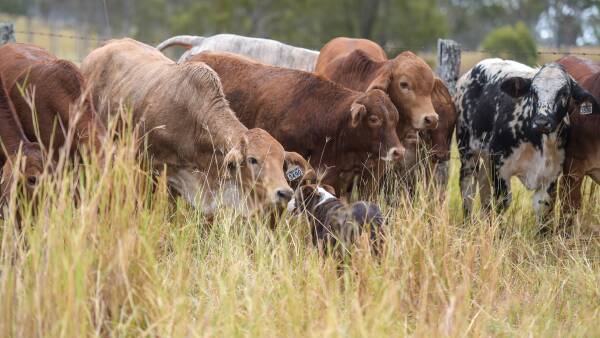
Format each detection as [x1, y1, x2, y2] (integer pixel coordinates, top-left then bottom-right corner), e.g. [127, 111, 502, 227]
[286, 166, 303, 182]
[563, 114, 570, 126]
[580, 102, 593, 115]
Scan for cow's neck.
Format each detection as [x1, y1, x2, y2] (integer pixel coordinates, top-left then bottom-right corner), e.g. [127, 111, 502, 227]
[344, 52, 386, 92]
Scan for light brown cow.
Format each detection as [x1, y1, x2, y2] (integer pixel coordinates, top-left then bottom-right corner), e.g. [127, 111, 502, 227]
[0, 43, 106, 166]
[186, 51, 404, 196]
[0, 75, 45, 209]
[81, 38, 296, 216]
[315, 37, 439, 130]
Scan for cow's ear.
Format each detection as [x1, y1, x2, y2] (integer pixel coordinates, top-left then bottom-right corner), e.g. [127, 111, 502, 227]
[350, 103, 367, 127]
[571, 81, 600, 115]
[224, 136, 247, 176]
[500, 76, 531, 98]
[366, 67, 391, 92]
[432, 78, 453, 106]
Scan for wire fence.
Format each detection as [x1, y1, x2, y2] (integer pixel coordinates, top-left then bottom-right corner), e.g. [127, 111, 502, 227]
[8, 28, 600, 64]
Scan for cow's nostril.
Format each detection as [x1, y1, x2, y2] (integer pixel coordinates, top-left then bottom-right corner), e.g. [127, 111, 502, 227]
[424, 114, 439, 128]
[276, 188, 293, 202]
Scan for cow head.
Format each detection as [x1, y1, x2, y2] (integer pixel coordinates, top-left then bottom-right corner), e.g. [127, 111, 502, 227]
[368, 52, 439, 130]
[349, 89, 404, 162]
[224, 128, 294, 212]
[1, 143, 46, 207]
[501, 63, 600, 133]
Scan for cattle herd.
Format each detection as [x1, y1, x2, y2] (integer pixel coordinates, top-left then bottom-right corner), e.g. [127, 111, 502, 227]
[0, 33, 599, 252]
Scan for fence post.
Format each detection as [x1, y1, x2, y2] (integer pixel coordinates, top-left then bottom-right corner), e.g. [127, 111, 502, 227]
[0, 22, 15, 45]
[436, 39, 461, 95]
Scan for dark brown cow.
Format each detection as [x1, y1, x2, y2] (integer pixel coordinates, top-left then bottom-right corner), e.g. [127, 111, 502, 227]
[0, 75, 45, 210]
[315, 37, 440, 130]
[189, 51, 404, 196]
[0, 43, 106, 166]
[315, 37, 457, 195]
[556, 56, 600, 225]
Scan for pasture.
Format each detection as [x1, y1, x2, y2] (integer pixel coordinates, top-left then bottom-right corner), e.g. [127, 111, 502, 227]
[1, 114, 599, 337]
[1, 12, 600, 338]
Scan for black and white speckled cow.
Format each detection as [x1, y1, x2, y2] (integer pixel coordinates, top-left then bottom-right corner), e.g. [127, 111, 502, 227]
[455, 58, 599, 225]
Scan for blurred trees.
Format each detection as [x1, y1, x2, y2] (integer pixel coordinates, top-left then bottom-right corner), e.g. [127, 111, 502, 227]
[481, 22, 538, 65]
[0, 0, 599, 51]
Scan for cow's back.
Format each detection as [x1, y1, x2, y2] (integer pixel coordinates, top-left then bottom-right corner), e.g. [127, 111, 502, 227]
[181, 34, 319, 72]
[456, 59, 535, 148]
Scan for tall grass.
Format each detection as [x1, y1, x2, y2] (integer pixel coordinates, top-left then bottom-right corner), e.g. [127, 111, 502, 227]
[0, 112, 599, 337]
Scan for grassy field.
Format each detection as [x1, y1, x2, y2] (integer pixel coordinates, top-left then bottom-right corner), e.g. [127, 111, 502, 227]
[0, 111, 599, 338]
[1, 12, 600, 338]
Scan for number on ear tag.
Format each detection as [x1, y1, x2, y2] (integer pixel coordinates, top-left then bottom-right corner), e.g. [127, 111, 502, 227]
[286, 166, 303, 181]
[580, 102, 593, 115]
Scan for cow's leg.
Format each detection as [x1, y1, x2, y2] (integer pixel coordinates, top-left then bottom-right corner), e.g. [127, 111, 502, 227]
[533, 180, 557, 234]
[459, 151, 478, 217]
[489, 157, 511, 213]
[559, 169, 584, 231]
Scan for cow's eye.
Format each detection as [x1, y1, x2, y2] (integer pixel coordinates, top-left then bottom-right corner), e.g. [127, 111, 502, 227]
[400, 81, 410, 90]
[248, 157, 259, 165]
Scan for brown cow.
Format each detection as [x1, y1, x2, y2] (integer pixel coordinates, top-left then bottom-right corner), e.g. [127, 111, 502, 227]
[82, 38, 296, 217]
[556, 56, 600, 226]
[188, 51, 404, 196]
[0, 75, 45, 212]
[315, 37, 457, 196]
[315, 37, 440, 130]
[0, 43, 106, 166]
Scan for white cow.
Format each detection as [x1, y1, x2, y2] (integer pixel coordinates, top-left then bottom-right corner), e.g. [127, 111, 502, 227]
[157, 34, 319, 71]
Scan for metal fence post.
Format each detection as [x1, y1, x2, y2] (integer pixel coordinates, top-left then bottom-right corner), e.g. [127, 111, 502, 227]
[436, 39, 461, 95]
[0, 22, 15, 45]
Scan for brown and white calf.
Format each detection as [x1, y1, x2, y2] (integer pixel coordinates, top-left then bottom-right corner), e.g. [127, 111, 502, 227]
[287, 184, 385, 255]
[82, 38, 295, 217]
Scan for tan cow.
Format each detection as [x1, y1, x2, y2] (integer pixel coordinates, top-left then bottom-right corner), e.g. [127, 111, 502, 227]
[82, 38, 296, 217]
[315, 37, 439, 130]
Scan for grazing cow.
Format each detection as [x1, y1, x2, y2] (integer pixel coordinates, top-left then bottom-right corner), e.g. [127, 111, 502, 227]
[157, 34, 320, 71]
[81, 38, 296, 216]
[314, 38, 457, 196]
[556, 56, 600, 224]
[315, 37, 440, 130]
[0, 43, 106, 165]
[187, 51, 404, 196]
[456, 58, 599, 226]
[287, 184, 384, 255]
[0, 76, 45, 209]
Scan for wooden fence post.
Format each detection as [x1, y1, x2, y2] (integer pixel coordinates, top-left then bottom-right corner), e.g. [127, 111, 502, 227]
[0, 22, 15, 45]
[436, 39, 461, 95]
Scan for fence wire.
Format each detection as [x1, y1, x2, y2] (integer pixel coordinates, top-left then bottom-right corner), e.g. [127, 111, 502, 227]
[10, 29, 600, 61]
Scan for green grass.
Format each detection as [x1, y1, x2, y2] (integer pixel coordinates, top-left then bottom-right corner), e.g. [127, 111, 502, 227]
[0, 113, 599, 338]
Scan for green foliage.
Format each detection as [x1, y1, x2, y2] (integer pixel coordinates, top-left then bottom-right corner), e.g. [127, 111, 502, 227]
[481, 22, 538, 65]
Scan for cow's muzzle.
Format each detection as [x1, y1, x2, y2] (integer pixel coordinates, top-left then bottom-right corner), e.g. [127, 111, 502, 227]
[381, 147, 405, 162]
[532, 116, 553, 133]
[273, 187, 294, 205]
